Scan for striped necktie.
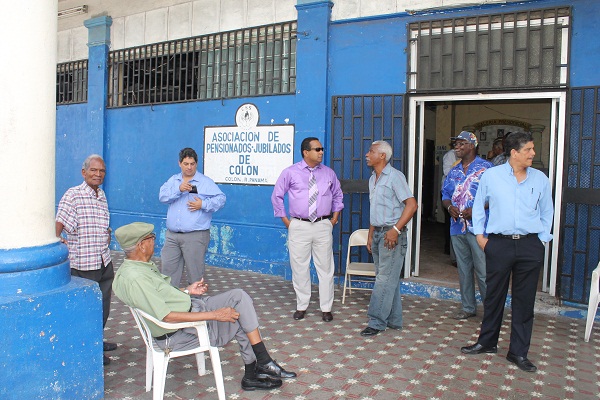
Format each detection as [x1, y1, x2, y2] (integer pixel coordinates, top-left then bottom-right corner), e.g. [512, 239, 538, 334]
[308, 167, 318, 222]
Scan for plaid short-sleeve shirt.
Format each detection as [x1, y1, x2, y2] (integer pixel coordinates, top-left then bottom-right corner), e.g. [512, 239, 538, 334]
[56, 182, 111, 271]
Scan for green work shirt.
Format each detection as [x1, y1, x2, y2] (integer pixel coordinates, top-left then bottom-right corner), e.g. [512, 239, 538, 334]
[112, 259, 191, 337]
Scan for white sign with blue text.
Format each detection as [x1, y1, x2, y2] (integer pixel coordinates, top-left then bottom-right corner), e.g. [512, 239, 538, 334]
[203, 104, 294, 185]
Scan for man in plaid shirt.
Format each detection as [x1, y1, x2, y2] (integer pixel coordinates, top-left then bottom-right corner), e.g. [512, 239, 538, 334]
[56, 154, 116, 365]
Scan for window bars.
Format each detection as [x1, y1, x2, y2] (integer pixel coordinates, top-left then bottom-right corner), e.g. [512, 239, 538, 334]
[108, 21, 297, 108]
[407, 7, 571, 92]
[56, 60, 88, 104]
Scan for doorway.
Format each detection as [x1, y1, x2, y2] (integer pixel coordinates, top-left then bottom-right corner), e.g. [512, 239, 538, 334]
[406, 92, 566, 295]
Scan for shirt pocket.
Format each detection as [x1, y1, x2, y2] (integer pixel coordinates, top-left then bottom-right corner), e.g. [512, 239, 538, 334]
[529, 191, 542, 210]
[521, 190, 541, 216]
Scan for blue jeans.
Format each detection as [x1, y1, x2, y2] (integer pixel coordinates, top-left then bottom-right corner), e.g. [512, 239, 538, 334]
[367, 229, 407, 330]
[451, 233, 487, 314]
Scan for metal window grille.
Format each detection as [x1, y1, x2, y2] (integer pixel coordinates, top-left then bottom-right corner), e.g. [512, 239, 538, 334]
[108, 21, 297, 108]
[408, 7, 570, 93]
[56, 60, 88, 104]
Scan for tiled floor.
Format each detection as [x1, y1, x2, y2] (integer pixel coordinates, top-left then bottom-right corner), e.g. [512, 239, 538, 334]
[414, 221, 460, 288]
[104, 252, 600, 400]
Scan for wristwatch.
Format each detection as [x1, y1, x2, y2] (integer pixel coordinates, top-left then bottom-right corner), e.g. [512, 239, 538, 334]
[183, 289, 190, 295]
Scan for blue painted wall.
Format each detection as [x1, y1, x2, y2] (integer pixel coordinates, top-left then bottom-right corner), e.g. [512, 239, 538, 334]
[56, 103, 94, 199]
[104, 96, 297, 278]
[328, 0, 600, 95]
[568, 0, 600, 86]
[329, 17, 407, 96]
[55, 0, 600, 292]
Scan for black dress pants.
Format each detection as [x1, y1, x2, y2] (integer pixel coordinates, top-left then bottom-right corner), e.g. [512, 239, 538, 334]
[477, 235, 544, 357]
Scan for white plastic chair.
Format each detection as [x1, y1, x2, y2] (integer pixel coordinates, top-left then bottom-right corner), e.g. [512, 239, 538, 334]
[584, 262, 600, 342]
[342, 229, 376, 304]
[128, 306, 225, 400]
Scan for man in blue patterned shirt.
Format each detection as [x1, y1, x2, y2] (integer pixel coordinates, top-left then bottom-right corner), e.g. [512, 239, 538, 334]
[441, 131, 493, 320]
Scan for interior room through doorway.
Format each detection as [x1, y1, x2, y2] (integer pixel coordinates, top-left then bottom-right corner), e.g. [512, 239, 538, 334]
[414, 98, 553, 290]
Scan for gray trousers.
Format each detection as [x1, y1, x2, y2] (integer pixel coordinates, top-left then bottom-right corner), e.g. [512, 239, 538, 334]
[451, 233, 487, 314]
[155, 289, 259, 364]
[161, 229, 210, 287]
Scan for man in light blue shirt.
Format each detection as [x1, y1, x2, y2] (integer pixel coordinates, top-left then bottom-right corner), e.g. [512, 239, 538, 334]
[360, 141, 418, 337]
[159, 148, 226, 288]
[461, 132, 553, 373]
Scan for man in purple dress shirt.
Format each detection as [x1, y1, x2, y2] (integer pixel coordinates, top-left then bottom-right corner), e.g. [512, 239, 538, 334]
[271, 137, 344, 322]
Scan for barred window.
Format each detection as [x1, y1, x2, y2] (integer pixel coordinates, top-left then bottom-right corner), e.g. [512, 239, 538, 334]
[56, 60, 88, 104]
[108, 21, 297, 108]
[408, 7, 570, 92]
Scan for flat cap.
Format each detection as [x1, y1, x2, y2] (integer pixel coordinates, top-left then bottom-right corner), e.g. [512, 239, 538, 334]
[115, 222, 155, 249]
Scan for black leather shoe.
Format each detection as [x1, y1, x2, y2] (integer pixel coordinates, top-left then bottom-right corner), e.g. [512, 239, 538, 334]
[322, 312, 333, 322]
[241, 376, 282, 391]
[506, 352, 537, 372]
[453, 311, 477, 320]
[460, 343, 498, 354]
[256, 360, 297, 379]
[360, 326, 383, 337]
[103, 355, 111, 366]
[293, 310, 306, 320]
[103, 342, 118, 352]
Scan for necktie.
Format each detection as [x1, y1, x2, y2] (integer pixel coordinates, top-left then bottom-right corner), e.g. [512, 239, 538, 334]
[308, 168, 318, 222]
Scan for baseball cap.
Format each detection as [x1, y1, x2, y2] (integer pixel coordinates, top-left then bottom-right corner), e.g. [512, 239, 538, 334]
[451, 131, 478, 146]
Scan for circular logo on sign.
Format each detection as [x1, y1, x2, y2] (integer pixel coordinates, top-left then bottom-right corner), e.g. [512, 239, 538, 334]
[235, 104, 259, 129]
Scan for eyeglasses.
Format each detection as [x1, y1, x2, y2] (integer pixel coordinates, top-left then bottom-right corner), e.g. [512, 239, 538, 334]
[141, 233, 156, 242]
[310, 147, 325, 152]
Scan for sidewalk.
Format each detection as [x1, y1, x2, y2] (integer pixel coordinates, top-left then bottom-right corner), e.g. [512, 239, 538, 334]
[104, 252, 598, 399]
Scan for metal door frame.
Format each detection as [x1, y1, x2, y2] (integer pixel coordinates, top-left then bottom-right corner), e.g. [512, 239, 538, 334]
[407, 91, 566, 295]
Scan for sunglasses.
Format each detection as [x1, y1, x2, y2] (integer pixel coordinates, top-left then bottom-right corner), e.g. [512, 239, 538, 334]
[310, 147, 325, 152]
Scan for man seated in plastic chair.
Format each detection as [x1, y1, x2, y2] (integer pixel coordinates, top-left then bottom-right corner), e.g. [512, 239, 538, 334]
[113, 222, 296, 391]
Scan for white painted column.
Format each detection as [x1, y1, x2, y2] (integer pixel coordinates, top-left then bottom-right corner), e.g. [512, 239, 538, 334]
[0, 3, 104, 396]
[0, 0, 58, 249]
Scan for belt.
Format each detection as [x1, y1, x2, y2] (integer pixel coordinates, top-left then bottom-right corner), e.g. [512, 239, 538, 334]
[489, 233, 537, 240]
[293, 215, 332, 223]
[154, 331, 178, 341]
[373, 226, 407, 232]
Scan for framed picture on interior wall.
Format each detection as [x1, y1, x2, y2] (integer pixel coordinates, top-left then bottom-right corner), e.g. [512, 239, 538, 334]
[497, 129, 504, 138]
[480, 131, 487, 141]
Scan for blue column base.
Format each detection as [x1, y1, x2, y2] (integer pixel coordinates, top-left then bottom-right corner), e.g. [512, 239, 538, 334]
[0, 242, 70, 295]
[0, 278, 104, 399]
